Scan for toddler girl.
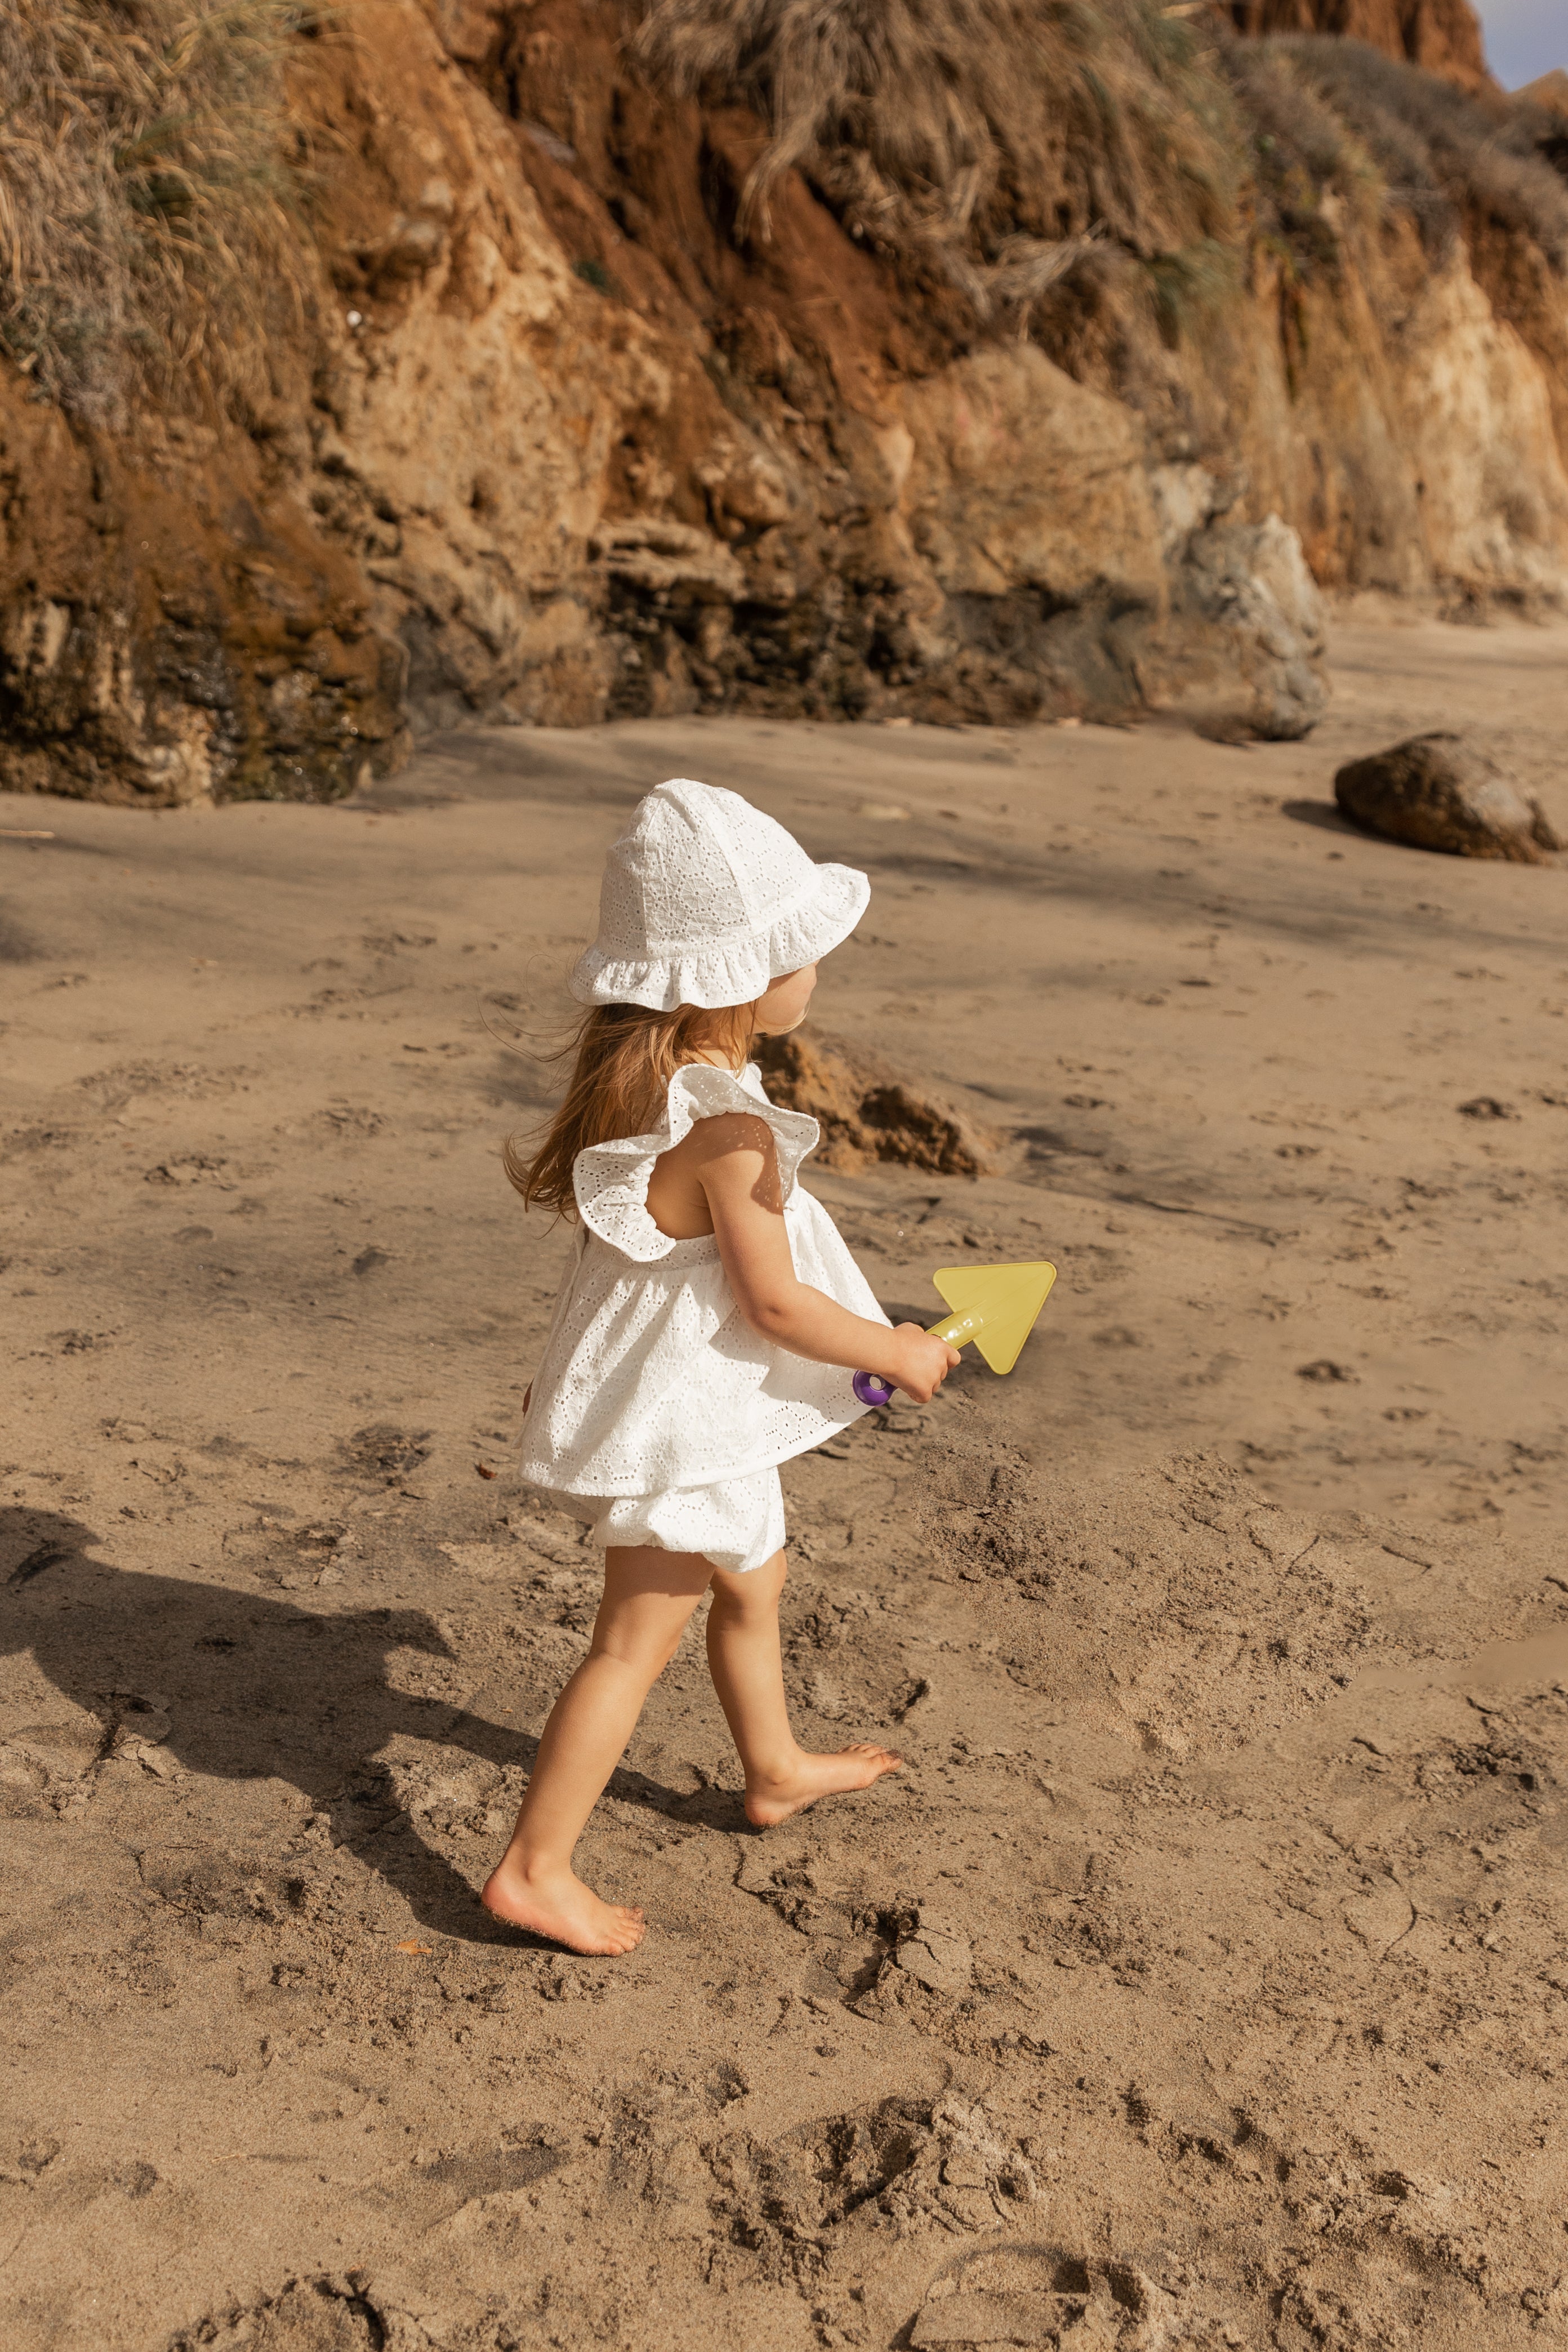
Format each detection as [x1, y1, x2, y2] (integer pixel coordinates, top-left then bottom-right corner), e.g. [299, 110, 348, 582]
[481, 778, 957, 1956]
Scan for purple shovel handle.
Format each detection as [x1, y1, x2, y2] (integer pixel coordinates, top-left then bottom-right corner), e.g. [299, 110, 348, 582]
[853, 1369, 896, 1407]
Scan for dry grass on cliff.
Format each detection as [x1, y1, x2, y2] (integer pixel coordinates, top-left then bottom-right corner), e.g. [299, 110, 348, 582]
[1227, 35, 1568, 271]
[635, 2, 1568, 337]
[634, 0, 1242, 319]
[0, 0, 311, 424]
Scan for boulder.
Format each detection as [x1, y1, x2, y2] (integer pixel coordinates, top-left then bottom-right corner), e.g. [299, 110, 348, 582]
[1334, 733, 1562, 863]
[1116, 491, 1330, 742]
[1175, 511, 1330, 741]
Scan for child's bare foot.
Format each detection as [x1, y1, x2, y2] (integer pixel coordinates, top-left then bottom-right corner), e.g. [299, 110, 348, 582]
[744, 1743, 903, 1828]
[480, 1859, 645, 1955]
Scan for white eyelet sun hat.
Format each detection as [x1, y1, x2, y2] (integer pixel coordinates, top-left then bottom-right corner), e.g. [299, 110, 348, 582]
[569, 778, 870, 1011]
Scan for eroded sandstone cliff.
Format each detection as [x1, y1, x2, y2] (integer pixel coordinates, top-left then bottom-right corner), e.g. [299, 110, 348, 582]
[1227, 0, 1490, 91]
[0, 0, 1563, 802]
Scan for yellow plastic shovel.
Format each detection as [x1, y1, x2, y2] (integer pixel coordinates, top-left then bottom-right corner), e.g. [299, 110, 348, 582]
[853, 1260, 1057, 1406]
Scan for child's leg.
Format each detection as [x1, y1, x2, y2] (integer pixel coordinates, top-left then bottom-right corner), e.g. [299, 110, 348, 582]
[705, 1551, 903, 1828]
[482, 1543, 714, 1955]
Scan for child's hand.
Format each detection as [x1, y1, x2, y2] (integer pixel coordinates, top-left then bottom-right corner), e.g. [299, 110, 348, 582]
[886, 1324, 961, 1403]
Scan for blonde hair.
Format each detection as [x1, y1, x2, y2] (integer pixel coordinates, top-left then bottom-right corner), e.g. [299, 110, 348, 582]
[505, 999, 757, 1217]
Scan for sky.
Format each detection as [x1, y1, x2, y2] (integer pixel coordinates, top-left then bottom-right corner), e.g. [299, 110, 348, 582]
[1471, 0, 1565, 90]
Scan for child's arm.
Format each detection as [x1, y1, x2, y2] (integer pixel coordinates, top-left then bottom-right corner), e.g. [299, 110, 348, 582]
[689, 1112, 959, 1404]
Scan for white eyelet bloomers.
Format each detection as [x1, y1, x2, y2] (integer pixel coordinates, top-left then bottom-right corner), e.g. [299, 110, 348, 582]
[519, 1062, 889, 1573]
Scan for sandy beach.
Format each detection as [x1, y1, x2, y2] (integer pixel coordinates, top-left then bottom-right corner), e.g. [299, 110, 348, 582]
[3, 613, 1567, 2351]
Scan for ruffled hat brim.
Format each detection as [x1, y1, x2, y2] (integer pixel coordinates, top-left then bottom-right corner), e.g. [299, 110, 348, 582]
[569, 861, 870, 1011]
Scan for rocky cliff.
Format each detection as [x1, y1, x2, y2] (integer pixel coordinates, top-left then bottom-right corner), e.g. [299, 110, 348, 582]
[1227, 0, 1491, 90]
[1, 0, 1564, 803]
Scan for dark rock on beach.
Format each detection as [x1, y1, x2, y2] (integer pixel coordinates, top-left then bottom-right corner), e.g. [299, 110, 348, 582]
[1333, 733, 1562, 863]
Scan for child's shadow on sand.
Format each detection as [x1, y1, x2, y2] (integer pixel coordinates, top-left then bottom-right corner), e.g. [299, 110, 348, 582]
[1, 1507, 728, 1948]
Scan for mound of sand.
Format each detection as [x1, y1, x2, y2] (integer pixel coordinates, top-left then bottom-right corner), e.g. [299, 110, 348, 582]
[755, 1031, 998, 1176]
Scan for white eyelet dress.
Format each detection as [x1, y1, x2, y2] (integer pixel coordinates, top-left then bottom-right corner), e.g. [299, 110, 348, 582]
[518, 1062, 889, 1573]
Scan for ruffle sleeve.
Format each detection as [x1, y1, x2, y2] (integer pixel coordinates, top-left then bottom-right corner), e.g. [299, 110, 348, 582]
[572, 1063, 819, 1264]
